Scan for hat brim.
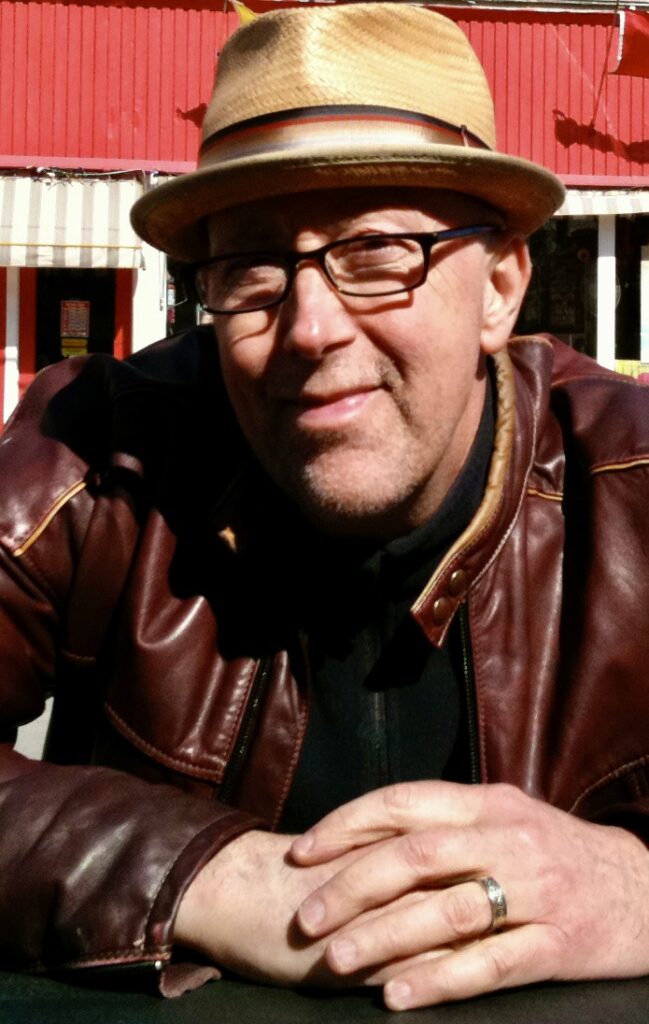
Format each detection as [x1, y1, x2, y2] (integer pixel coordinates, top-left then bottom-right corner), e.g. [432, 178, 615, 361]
[131, 144, 565, 262]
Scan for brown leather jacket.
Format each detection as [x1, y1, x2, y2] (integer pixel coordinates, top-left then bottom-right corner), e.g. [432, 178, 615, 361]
[0, 328, 648, 988]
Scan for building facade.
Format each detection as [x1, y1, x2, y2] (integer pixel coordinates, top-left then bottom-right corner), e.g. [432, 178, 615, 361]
[1, 0, 648, 425]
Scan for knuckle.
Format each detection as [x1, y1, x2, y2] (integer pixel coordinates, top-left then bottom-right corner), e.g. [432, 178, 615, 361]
[376, 913, 407, 955]
[426, 956, 464, 1003]
[335, 864, 365, 905]
[382, 782, 416, 811]
[400, 831, 437, 876]
[543, 922, 572, 961]
[333, 806, 358, 839]
[335, 803, 359, 832]
[480, 940, 518, 986]
[442, 889, 483, 939]
[485, 782, 524, 814]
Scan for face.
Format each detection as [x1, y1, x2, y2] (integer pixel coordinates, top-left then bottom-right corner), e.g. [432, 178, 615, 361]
[209, 187, 530, 540]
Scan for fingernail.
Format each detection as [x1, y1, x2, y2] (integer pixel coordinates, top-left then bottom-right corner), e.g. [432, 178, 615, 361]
[292, 831, 314, 858]
[329, 937, 357, 970]
[299, 896, 325, 932]
[385, 980, 413, 1010]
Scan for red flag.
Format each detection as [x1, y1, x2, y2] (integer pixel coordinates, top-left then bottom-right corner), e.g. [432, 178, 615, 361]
[612, 10, 649, 77]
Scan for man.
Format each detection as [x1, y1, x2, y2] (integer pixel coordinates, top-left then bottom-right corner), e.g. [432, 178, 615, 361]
[1, 3, 649, 1011]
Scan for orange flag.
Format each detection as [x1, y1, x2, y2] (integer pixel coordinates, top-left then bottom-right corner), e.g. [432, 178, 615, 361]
[612, 10, 649, 77]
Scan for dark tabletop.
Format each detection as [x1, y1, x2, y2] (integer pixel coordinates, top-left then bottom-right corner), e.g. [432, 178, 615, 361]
[1, 972, 649, 1024]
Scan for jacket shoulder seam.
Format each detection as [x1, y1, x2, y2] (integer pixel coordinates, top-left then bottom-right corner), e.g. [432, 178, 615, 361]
[590, 456, 649, 476]
[11, 479, 87, 558]
[552, 372, 643, 389]
[526, 486, 563, 502]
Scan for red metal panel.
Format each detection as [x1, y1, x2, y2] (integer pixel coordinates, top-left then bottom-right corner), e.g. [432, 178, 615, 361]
[17, 268, 36, 397]
[1, 1, 238, 170]
[452, 7, 648, 187]
[1, 2, 648, 187]
[38, 4, 56, 160]
[66, 4, 83, 155]
[114, 269, 133, 360]
[51, 3, 70, 158]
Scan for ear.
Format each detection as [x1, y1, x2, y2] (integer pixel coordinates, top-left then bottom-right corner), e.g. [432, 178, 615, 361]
[480, 234, 532, 355]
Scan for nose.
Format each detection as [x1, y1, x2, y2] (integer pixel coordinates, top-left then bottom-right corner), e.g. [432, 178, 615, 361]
[277, 260, 356, 360]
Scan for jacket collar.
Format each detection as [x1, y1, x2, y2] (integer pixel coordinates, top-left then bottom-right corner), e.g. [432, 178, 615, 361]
[412, 338, 553, 646]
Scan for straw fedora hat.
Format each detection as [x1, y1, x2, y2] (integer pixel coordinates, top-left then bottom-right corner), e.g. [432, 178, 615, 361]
[131, 2, 565, 261]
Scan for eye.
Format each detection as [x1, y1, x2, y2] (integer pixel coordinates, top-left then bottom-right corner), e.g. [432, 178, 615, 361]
[362, 236, 410, 259]
[327, 236, 422, 289]
[198, 255, 287, 311]
[336, 237, 411, 269]
[222, 256, 279, 286]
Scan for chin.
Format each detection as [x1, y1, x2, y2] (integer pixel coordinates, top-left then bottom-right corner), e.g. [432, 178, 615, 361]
[274, 457, 419, 539]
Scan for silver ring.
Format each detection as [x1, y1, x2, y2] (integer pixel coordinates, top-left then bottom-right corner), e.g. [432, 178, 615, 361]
[474, 875, 507, 932]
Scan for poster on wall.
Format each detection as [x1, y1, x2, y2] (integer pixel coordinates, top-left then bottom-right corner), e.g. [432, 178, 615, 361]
[60, 299, 90, 357]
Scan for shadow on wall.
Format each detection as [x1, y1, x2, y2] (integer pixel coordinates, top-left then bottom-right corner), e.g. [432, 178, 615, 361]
[554, 110, 649, 164]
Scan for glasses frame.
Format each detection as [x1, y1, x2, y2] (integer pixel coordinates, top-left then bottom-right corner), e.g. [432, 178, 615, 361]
[185, 225, 500, 315]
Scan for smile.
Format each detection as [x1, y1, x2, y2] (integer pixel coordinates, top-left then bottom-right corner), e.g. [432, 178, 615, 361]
[283, 387, 380, 429]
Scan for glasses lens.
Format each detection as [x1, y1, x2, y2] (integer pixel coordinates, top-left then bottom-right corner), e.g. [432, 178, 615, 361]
[325, 236, 425, 295]
[195, 256, 288, 313]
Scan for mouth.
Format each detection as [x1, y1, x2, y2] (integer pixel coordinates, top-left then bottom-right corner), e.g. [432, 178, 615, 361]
[279, 385, 381, 429]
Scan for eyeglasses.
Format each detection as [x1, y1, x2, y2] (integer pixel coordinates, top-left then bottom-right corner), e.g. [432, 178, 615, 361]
[186, 225, 500, 315]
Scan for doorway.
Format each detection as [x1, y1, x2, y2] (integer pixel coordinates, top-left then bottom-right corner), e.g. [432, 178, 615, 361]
[35, 268, 116, 370]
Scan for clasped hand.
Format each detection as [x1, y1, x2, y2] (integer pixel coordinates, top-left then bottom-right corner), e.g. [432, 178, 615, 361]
[176, 781, 649, 1010]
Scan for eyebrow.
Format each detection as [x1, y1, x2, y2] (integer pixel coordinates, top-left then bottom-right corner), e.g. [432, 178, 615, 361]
[210, 234, 269, 254]
[210, 218, 434, 254]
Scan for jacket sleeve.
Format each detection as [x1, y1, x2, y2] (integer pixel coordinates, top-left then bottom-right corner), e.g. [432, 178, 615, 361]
[0, 362, 262, 992]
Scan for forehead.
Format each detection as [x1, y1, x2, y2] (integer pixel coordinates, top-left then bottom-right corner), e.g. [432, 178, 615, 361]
[206, 187, 501, 251]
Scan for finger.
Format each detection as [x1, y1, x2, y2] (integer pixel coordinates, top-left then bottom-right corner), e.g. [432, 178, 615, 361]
[360, 946, 453, 987]
[382, 924, 553, 1010]
[297, 825, 500, 936]
[291, 781, 490, 863]
[326, 881, 495, 975]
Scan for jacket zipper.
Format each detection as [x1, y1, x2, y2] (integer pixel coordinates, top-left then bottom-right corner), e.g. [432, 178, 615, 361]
[458, 604, 481, 784]
[219, 655, 273, 804]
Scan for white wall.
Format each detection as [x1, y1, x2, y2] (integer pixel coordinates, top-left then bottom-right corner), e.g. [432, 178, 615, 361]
[595, 214, 616, 370]
[15, 699, 52, 760]
[3, 267, 20, 423]
[131, 242, 167, 352]
[641, 244, 649, 363]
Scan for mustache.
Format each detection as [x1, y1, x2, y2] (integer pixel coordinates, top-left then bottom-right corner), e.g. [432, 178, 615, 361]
[266, 360, 396, 401]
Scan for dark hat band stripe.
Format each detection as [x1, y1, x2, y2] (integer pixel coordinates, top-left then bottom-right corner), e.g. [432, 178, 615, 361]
[200, 105, 490, 157]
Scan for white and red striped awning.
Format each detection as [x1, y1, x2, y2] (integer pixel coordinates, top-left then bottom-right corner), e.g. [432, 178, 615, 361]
[556, 188, 649, 217]
[0, 175, 144, 269]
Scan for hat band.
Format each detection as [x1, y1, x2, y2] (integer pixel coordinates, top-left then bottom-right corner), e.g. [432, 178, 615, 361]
[199, 105, 490, 166]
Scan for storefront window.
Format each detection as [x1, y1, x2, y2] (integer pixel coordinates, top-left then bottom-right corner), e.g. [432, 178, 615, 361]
[518, 214, 649, 373]
[517, 217, 598, 358]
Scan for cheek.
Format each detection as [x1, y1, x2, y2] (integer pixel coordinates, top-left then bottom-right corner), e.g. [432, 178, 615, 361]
[408, 269, 487, 374]
[216, 318, 276, 390]
[368, 300, 476, 393]
[427, 251, 488, 326]
[216, 344, 273, 440]
[377, 312, 484, 432]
